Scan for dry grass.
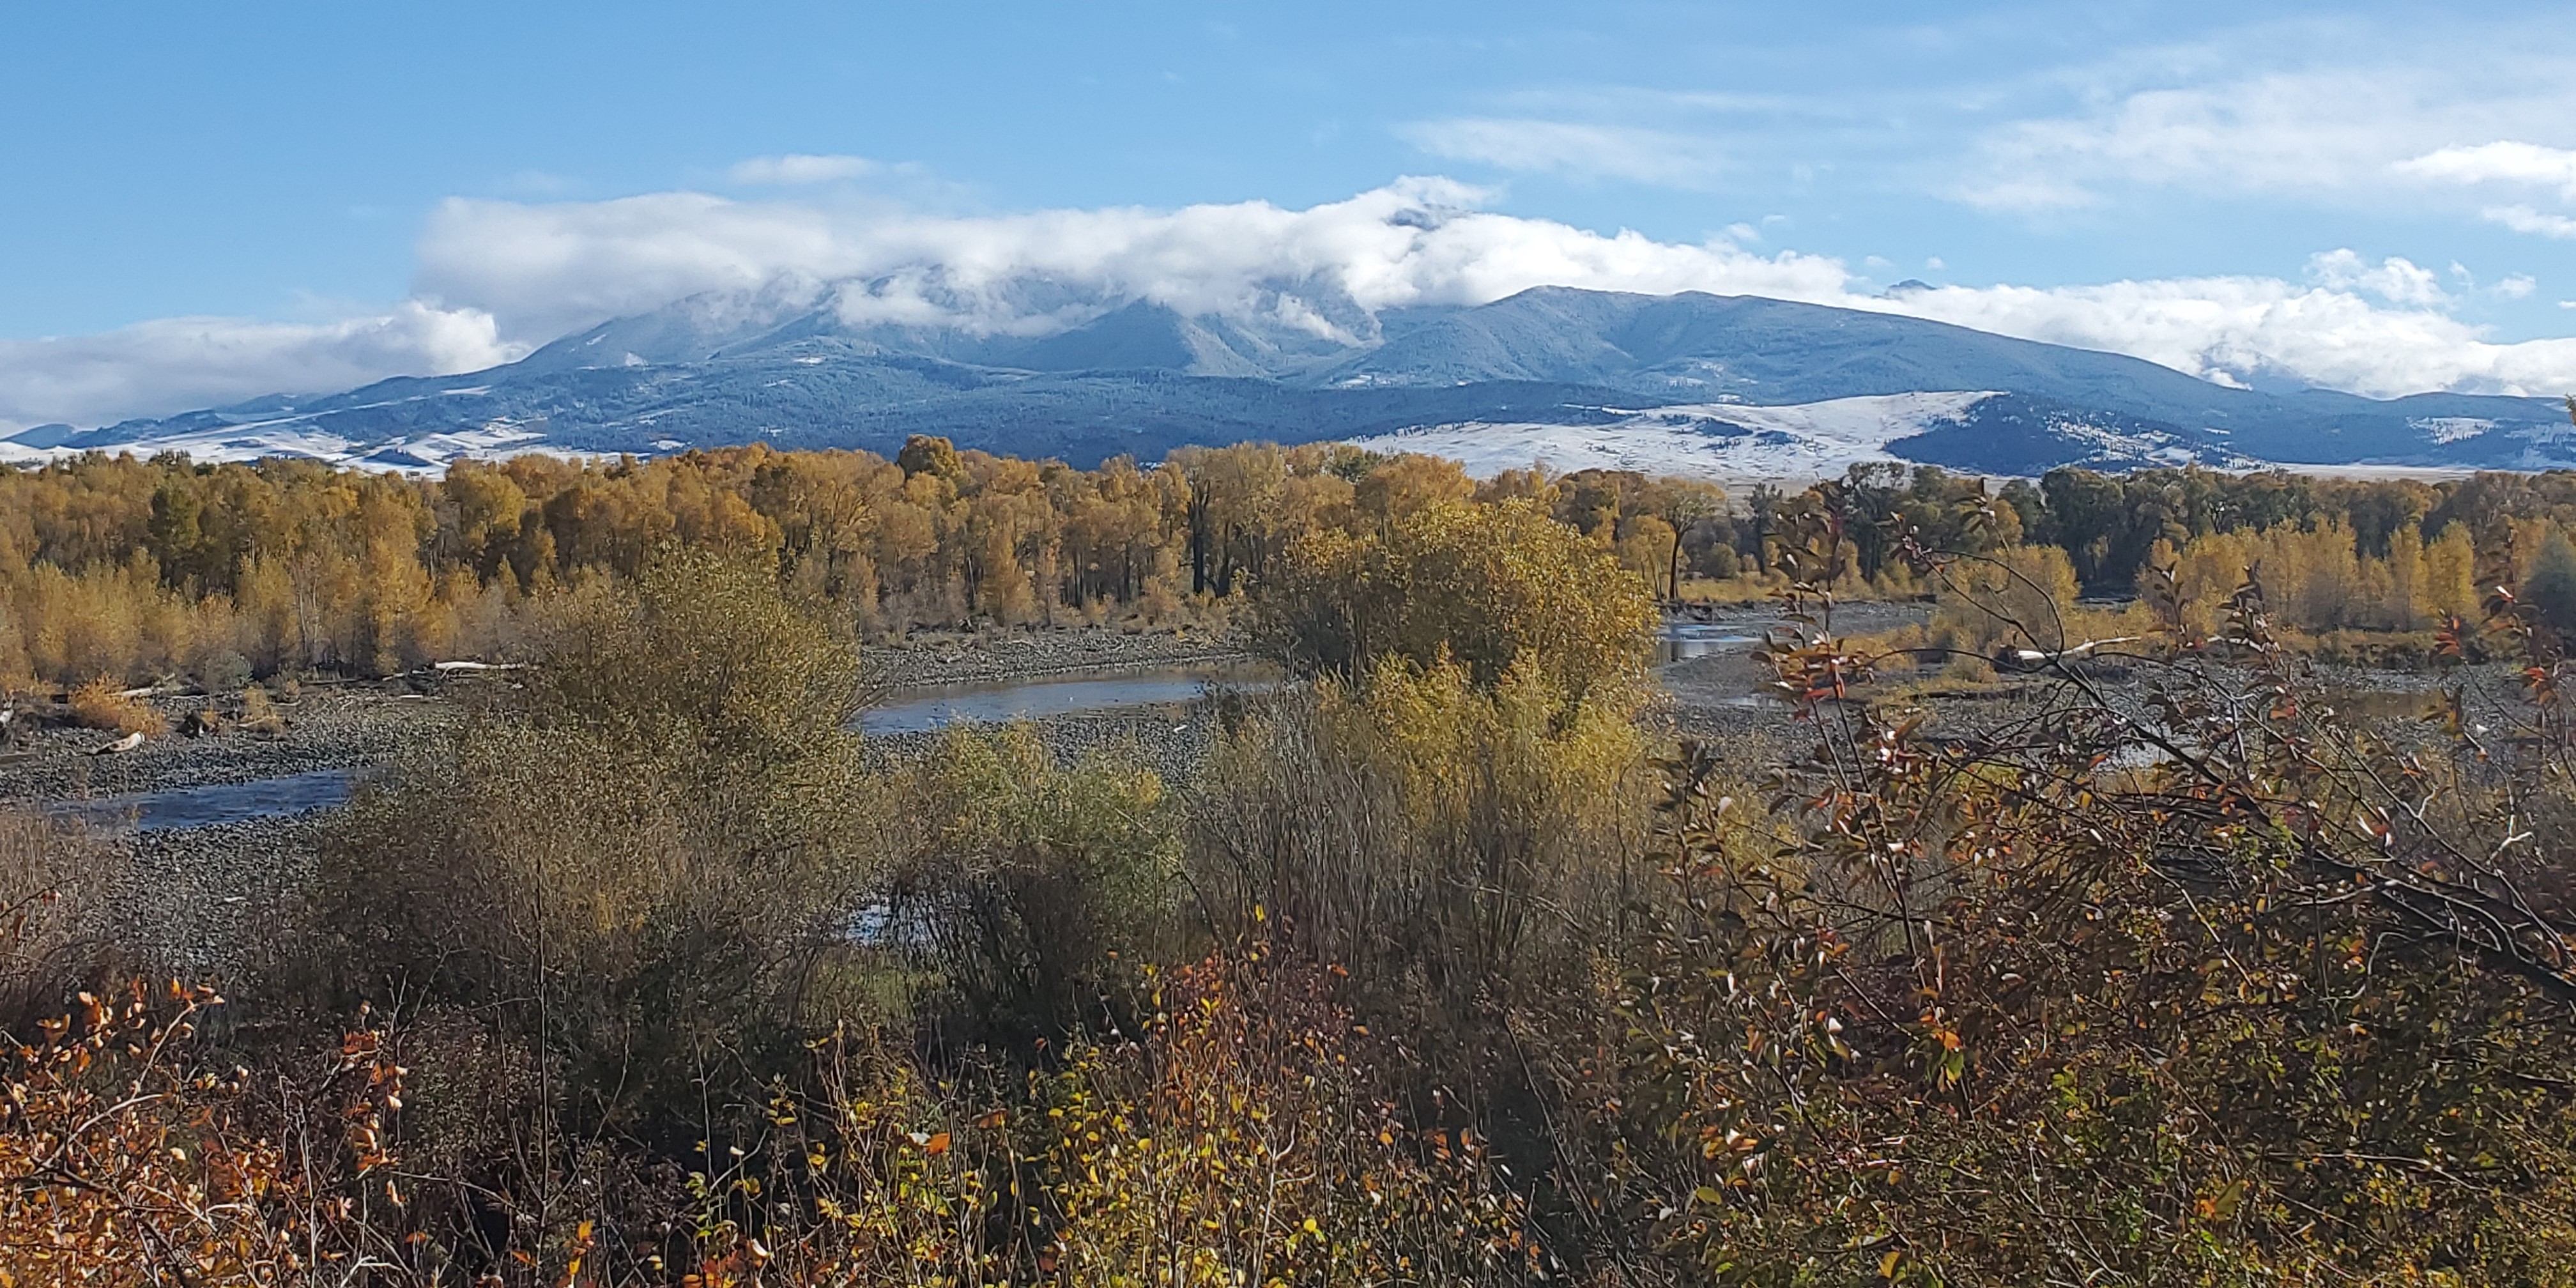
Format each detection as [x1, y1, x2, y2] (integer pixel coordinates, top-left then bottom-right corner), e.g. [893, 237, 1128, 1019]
[66, 674, 165, 737]
[237, 683, 286, 737]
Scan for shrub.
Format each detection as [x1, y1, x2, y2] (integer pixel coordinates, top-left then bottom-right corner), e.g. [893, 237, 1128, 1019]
[193, 647, 253, 693]
[1193, 661, 1646, 1006]
[0, 811, 128, 1034]
[889, 722, 1182, 1047]
[302, 548, 880, 1156]
[1034, 951, 1536, 1284]
[236, 682, 286, 737]
[66, 673, 164, 736]
[0, 982, 418, 1284]
[1582, 561, 2576, 1285]
[2525, 525, 2576, 635]
[697, 949, 1535, 1285]
[1929, 541, 2082, 654]
[1256, 497, 1656, 713]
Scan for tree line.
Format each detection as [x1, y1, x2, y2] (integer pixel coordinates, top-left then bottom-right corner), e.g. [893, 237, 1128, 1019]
[6, 439, 2576, 689]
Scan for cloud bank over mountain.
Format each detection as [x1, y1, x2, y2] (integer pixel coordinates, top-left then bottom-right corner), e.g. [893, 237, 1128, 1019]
[408, 178, 1853, 344]
[6, 178, 2576, 434]
[0, 303, 521, 435]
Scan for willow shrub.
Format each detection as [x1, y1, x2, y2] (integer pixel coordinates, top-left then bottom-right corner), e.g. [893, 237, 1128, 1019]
[1195, 661, 1648, 1006]
[691, 947, 1536, 1286]
[1579, 562, 2576, 1284]
[1256, 496, 1657, 714]
[0, 983, 420, 1284]
[0, 810, 132, 1034]
[1231, 489, 1658, 997]
[302, 549, 880, 1158]
[885, 721, 1184, 1050]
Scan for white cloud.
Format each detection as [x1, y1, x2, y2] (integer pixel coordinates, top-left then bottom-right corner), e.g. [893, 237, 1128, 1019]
[413, 178, 1854, 344]
[727, 153, 879, 185]
[1883, 275, 2576, 400]
[411, 185, 2576, 401]
[2306, 250, 2448, 308]
[2398, 141, 2576, 201]
[1958, 61, 2576, 212]
[0, 303, 522, 435]
[2396, 141, 2576, 240]
[2498, 274, 2538, 299]
[2485, 204, 2576, 240]
[1400, 118, 1729, 187]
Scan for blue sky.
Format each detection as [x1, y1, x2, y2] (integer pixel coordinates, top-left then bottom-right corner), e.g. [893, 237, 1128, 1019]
[4, 1, 2575, 429]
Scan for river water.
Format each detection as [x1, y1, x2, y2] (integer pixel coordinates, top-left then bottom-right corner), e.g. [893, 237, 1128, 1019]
[49, 768, 356, 832]
[61, 623, 1758, 829]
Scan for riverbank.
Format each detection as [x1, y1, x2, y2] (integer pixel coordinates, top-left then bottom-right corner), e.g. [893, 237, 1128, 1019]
[101, 813, 328, 983]
[0, 684, 454, 807]
[0, 612, 1871, 821]
[6, 628, 1274, 987]
[15, 612, 2524, 991]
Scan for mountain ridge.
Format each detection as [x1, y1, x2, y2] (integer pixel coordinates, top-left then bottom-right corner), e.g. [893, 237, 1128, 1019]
[7, 286, 2568, 480]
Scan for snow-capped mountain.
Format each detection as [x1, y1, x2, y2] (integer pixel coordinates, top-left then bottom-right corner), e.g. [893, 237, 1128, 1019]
[4, 286, 2567, 480]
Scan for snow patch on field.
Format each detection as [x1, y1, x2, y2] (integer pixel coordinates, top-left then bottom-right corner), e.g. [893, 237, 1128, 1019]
[0, 418, 556, 476]
[1346, 391, 1998, 484]
[2411, 417, 2495, 445]
[0, 424, 348, 469]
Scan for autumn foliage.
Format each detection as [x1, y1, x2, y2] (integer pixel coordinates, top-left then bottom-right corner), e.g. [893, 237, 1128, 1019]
[0, 982, 409, 1282]
[5, 448, 2576, 1283]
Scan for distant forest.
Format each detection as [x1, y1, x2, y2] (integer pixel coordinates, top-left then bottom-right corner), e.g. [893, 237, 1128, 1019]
[6, 437, 2576, 687]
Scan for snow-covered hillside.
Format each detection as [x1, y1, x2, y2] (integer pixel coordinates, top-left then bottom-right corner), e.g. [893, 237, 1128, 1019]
[1342, 392, 1998, 484]
[0, 415, 560, 475]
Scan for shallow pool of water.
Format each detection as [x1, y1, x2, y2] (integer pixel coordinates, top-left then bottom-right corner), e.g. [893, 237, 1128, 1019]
[858, 666, 1276, 736]
[50, 768, 356, 831]
[1659, 622, 1759, 664]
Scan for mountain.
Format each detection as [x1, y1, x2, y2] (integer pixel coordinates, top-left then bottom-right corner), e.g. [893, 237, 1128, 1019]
[1315, 289, 2570, 466]
[6, 286, 2569, 480]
